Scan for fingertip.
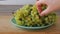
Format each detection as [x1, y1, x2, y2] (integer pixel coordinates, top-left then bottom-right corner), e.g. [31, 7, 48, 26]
[36, 1, 40, 6]
[40, 12, 44, 16]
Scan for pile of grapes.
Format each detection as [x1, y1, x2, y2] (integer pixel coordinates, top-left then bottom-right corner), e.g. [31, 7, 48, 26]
[14, 4, 56, 27]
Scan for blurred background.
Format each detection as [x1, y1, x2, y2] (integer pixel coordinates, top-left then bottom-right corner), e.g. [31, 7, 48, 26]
[0, 0, 36, 13]
[0, 0, 60, 15]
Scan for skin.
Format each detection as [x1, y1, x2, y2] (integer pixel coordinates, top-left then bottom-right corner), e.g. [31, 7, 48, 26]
[36, 0, 60, 16]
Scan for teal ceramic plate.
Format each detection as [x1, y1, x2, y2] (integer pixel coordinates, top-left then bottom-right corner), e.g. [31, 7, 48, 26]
[11, 18, 54, 30]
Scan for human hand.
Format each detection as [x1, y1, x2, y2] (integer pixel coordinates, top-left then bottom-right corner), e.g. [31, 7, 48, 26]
[36, 0, 60, 16]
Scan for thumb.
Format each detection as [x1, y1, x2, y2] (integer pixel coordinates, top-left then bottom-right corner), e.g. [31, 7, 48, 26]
[40, 7, 53, 16]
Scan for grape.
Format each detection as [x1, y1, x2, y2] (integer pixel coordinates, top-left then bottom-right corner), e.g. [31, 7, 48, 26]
[14, 4, 56, 27]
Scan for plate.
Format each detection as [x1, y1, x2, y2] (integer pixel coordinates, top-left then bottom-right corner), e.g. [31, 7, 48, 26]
[11, 18, 54, 30]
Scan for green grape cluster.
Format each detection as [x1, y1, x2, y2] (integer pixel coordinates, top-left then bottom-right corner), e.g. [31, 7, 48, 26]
[14, 4, 56, 27]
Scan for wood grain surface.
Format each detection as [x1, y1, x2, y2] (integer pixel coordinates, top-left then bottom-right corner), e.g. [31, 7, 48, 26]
[0, 13, 60, 34]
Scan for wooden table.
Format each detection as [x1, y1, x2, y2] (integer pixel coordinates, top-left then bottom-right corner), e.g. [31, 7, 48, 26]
[0, 13, 60, 34]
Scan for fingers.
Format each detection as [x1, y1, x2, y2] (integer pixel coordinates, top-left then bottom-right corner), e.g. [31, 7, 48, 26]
[36, 1, 45, 13]
[36, 0, 46, 4]
[36, 0, 53, 16]
[36, 0, 47, 13]
[40, 7, 53, 16]
[36, 0, 58, 16]
[36, 1, 48, 16]
[36, 1, 42, 13]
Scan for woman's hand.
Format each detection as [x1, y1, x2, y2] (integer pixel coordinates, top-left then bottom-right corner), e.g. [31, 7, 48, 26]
[36, 0, 60, 16]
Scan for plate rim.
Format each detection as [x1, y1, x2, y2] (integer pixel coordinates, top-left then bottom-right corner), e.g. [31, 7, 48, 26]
[11, 18, 54, 29]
